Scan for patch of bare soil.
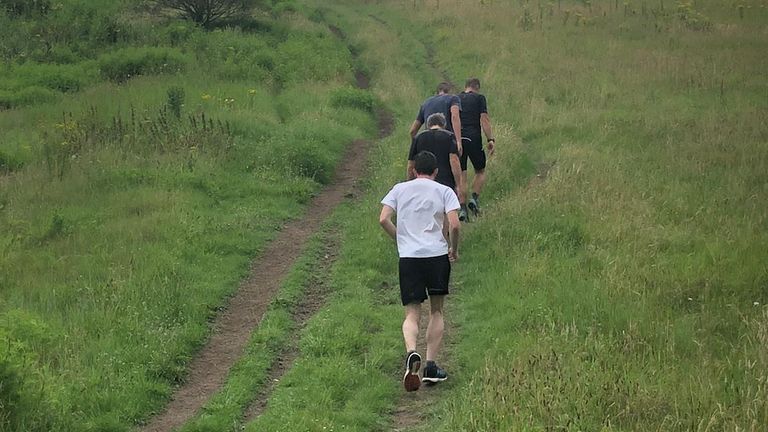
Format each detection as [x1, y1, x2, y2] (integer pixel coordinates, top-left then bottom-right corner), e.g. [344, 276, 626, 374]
[139, 138, 374, 432]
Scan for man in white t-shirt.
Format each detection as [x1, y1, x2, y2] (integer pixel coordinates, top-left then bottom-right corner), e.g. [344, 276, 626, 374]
[379, 151, 461, 392]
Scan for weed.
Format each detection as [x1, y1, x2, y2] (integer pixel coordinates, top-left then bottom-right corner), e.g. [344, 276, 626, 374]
[167, 86, 185, 119]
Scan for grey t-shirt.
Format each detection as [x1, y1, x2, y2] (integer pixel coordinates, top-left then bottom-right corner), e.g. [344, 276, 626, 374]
[416, 94, 461, 133]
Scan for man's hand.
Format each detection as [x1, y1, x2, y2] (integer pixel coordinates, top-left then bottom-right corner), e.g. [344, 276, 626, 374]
[448, 247, 459, 262]
[487, 139, 495, 157]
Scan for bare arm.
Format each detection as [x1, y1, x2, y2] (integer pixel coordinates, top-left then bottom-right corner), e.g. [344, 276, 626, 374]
[449, 154, 464, 202]
[446, 209, 460, 261]
[406, 160, 416, 180]
[379, 205, 397, 241]
[480, 112, 495, 156]
[450, 105, 462, 155]
[409, 120, 422, 138]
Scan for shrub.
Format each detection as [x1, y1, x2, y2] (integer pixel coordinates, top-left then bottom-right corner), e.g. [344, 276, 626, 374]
[155, 0, 265, 28]
[167, 86, 185, 118]
[98, 47, 190, 82]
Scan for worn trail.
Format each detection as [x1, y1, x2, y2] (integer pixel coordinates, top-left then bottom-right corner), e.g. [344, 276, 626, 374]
[140, 21, 392, 432]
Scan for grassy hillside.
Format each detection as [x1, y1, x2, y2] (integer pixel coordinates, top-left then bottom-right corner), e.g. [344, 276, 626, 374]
[231, 0, 767, 431]
[1, 0, 766, 430]
[0, 1, 380, 430]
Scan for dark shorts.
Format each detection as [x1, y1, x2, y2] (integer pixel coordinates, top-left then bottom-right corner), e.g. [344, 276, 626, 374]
[399, 255, 451, 305]
[460, 130, 487, 171]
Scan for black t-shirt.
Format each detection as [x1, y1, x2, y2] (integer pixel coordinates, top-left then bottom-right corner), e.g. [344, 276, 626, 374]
[458, 91, 488, 132]
[408, 128, 459, 189]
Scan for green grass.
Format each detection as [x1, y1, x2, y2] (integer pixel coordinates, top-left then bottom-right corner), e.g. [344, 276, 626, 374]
[229, 0, 767, 431]
[0, 2, 379, 430]
[2, 0, 767, 430]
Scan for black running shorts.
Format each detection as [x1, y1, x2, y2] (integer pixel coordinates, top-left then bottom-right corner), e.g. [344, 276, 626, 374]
[460, 130, 487, 171]
[398, 255, 451, 306]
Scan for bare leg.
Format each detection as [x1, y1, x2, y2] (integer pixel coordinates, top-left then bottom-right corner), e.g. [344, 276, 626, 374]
[425, 295, 445, 361]
[460, 170, 469, 204]
[472, 169, 486, 196]
[403, 303, 421, 353]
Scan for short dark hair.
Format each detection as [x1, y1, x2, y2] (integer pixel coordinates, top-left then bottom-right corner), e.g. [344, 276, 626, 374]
[465, 78, 481, 90]
[436, 82, 453, 94]
[414, 151, 437, 175]
[426, 112, 446, 128]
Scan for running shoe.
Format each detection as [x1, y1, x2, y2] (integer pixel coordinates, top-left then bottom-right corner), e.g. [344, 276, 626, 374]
[458, 207, 469, 222]
[403, 351, 421, 392]
[468, 197, 480, 217]
[421, 362, 448, 383]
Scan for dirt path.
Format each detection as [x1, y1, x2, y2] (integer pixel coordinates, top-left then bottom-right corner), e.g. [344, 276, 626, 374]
[139, 21, 393, 431]
[241, 229, 339, 421]
[140, 136, 374, 432]
[237, 23, 394, 423]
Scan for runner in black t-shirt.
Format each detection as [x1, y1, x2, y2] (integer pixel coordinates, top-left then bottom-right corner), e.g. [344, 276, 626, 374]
[407, 113, 463, 242]
[407, 113, 462, 194]
[458, 78, 496, 218]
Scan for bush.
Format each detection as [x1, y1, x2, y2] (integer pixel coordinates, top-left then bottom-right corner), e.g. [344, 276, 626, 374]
[155, 0, 264, 28]
[97, 47, 190, 82]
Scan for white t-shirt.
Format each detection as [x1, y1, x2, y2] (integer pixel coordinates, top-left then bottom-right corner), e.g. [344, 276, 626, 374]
[381, 178, 461, 258]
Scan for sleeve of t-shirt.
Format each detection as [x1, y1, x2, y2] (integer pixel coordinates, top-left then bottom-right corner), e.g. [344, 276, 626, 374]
[408, 136, 418, 160]
[443, 187, 461, 213]
[381, 185, 399, 210]
[416, 105, 425, 124]
[480, 95, 488, 114]
[451, 94, 462, 111]
[448, 136, 458, 155]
